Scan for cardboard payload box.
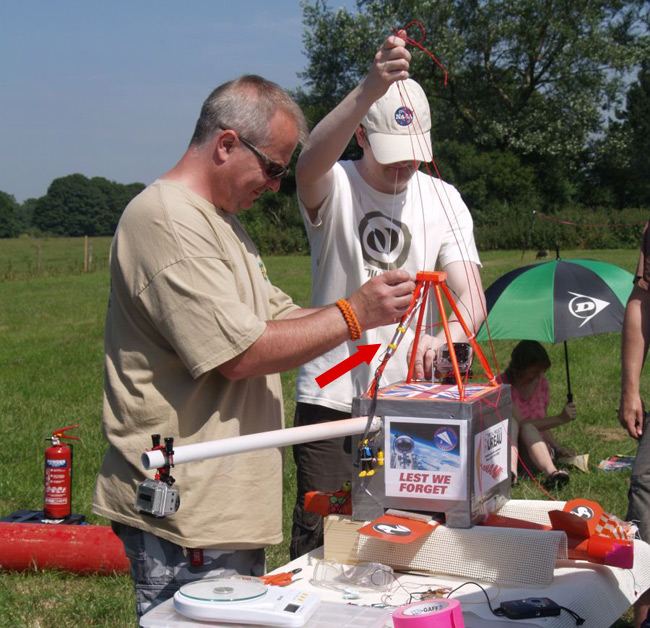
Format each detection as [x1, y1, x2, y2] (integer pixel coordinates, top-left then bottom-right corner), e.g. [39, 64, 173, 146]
[351, 381, 512, 528]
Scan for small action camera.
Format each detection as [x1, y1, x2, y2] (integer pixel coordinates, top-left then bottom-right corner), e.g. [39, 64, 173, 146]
[135, 478, 180, 517]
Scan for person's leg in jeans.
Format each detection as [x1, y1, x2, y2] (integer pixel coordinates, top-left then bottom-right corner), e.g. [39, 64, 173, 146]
[627, 415, 650, 628]
[290, 403, 352, 560]
[112, 522, 265, 622]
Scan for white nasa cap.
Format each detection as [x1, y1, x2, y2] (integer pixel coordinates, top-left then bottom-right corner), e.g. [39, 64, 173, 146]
[361, 78, 432, 164]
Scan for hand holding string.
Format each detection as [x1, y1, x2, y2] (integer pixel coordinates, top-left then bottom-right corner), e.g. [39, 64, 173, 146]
[362, 32, 411, 103]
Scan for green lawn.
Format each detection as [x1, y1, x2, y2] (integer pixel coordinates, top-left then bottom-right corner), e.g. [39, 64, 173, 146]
[0, 241, 644, 627]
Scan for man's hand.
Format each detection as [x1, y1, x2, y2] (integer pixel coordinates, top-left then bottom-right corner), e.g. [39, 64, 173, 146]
[619, 395, 645, 440]
[407, 334, 445, 380]
[348, 269, 415, 331]
[362, 32, 412, 102]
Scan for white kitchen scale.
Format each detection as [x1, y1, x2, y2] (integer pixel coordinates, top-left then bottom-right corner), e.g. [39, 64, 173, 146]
[171, 576, 320, 628]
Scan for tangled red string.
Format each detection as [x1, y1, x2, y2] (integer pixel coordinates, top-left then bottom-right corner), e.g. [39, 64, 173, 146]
[393, 21, 448, 85]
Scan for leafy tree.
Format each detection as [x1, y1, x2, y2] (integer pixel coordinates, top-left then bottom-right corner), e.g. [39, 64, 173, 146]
[33, 174, 108, 236]
[14, 198, 38, 235]
[436, 141, 539, 218]
[298, 0, 648, 210]
[0, 191, 18, 238]
[584, 60, 650, 208]
[91, 177, 145, 234]
[240, 191, 309, 254]
[32, 174, 145, 237]
[582, 117, 633, 208]
[624, 60, 650, 205]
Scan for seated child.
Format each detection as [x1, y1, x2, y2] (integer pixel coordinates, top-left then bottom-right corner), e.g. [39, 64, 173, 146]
[498, 340, 577, 489]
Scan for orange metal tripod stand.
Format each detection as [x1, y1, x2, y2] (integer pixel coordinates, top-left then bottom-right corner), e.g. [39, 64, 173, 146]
[368, 271, 497, 401]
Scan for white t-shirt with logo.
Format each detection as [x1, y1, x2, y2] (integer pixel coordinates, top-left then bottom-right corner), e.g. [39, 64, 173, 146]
[296, 160, 480, 412]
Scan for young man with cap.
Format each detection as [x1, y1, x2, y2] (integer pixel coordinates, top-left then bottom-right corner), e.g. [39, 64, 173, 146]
[290, 33, 486, 558]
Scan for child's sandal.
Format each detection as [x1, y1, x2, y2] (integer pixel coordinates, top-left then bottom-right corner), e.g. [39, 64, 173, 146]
[544, 470, 569, 489]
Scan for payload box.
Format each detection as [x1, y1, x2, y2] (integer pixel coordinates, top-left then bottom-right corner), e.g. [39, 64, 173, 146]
[351, 381, 512, 528]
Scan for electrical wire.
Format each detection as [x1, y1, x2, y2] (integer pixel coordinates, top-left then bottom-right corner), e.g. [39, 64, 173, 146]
[446, 582, 585, 625]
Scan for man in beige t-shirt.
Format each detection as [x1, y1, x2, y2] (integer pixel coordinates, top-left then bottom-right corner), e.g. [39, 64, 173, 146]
[92, 74, 415, 620]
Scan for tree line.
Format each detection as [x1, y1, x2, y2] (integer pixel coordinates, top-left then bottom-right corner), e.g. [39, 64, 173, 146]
[0, 175, 145, 239]
[1, 0, 648, 251]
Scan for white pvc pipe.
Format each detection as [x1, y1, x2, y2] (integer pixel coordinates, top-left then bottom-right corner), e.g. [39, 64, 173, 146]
[141, 415, 380, 470]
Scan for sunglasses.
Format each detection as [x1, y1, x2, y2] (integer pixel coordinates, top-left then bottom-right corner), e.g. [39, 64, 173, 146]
[219, 126, 289, 180]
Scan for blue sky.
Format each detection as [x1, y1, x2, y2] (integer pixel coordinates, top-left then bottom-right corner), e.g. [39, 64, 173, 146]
[0, 0, 357, 203]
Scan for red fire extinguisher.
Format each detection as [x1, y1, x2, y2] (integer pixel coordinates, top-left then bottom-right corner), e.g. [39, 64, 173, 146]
[44, 425, 81, 520]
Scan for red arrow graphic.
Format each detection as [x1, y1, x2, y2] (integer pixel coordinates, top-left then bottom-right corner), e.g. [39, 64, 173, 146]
[315, 344, 381, 389]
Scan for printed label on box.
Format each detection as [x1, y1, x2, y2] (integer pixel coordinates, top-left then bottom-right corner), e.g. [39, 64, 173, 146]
[384, 416, 467, 500]
[473, 419, 509, 494]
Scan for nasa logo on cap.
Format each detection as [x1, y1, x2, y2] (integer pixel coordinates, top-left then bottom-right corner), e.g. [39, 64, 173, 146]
[394, 106, 414, 127]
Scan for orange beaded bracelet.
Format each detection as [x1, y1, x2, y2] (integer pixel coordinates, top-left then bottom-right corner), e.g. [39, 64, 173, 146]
[336, 298, 362, 341]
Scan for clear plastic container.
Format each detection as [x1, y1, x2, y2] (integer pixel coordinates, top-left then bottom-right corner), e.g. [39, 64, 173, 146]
[310, 559, 395, 592]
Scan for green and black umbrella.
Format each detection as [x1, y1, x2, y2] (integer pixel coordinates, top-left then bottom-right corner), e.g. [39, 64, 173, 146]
[476, 258, 635, 400]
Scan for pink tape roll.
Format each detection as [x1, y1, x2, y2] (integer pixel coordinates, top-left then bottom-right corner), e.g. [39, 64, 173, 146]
[393, 599, 464, 628]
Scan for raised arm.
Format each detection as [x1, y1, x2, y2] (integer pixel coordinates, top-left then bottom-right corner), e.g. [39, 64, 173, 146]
[295, 33, 411, 220]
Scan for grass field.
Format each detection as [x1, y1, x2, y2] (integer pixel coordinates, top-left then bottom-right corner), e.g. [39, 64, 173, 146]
[0, 238, 645, 627]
